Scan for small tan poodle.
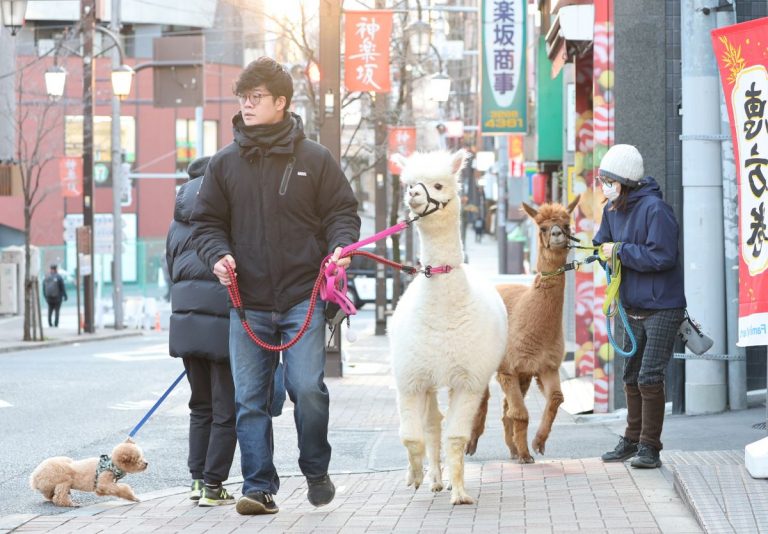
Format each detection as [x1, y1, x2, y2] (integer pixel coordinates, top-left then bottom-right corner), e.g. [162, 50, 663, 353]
[29, 438, 148, 507]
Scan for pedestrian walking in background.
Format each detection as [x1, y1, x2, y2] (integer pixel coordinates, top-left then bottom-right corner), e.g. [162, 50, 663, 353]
[191, 57, 360, 515]
[474, 215, 485, 243]
[167, 156, 287, 508]
[42, 264, 67, 327]
[593, 144, 686, 469]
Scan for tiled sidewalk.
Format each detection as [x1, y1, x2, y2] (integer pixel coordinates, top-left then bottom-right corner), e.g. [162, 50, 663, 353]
[9, 458, 700, 534]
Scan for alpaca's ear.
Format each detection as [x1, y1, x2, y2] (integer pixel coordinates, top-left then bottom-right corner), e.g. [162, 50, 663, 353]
[521, 202, 538, 219]
[566, 194, 581, 215]
[390, 153, 409, 175]
[450, 149, 468, 175]
[124, 437, 135, 444]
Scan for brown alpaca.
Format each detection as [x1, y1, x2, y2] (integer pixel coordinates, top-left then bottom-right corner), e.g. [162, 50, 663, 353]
[466, 196, 580, 463]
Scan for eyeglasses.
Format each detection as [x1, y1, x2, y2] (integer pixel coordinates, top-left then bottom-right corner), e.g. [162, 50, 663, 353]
[597, 175, 616, 186]
[237, 92, 273, 106]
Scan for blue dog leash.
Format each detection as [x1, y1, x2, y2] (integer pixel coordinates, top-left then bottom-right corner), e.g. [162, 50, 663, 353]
[128, 369, 187, 438]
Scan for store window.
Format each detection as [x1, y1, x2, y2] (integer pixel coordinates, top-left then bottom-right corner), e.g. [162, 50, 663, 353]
[176, 119, 218, 174]
[64, 116, 136, 188]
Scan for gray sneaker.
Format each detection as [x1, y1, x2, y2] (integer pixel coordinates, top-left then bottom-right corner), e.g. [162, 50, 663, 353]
[198, 485, 235, 506]
[630, 443, 662, 468]
[236, 491, 279, 515]
[307, 474, 335, 507]
[601, 436, 638, 462]
[189, 479, 203, 501]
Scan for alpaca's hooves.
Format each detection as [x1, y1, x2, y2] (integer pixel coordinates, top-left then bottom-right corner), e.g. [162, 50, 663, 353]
[406, 470, 423, 490]
[518, 455, 535, 464]
[450, 491, 475, 505]
[431, 482, 444, 493]
[465, 439, 478, 456]
[532, 438, 546, 455]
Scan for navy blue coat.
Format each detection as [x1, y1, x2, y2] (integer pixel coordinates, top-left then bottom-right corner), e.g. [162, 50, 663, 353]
[593, 176, 687, 311]
[166, 177, 230, 362]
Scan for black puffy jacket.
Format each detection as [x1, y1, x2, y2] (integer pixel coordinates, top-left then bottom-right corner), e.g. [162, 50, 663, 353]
[166, 177, 230, 362]
[191, 112, 360, 312]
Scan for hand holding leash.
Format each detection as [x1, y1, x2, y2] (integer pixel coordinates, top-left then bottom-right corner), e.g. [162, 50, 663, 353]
[213, 254, 237, 285]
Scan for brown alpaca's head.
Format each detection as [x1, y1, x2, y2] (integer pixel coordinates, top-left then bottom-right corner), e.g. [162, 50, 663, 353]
[522, 195, 581, 268]
[111, 438, 149, 473]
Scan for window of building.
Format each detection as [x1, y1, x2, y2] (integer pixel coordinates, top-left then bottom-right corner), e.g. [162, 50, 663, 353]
[64, 116, 136, 188]
[175, 119, 218, 173]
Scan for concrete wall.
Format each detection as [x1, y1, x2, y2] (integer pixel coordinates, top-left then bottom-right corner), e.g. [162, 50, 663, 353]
[614, 0, 668, 189]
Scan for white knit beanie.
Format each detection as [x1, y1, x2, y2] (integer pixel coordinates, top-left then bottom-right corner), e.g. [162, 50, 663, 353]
[598, 144, 644, 187]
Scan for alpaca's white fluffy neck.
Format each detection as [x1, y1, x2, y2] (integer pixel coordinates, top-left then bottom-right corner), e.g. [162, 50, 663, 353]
[415, 211, 464, 267]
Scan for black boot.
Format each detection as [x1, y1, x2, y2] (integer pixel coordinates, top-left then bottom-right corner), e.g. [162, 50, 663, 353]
[601, 436, 638, 462]
[631, 443, 662, 468]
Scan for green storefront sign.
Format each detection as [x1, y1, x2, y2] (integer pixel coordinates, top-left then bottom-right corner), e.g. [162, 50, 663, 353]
[480, 0, 527, 134]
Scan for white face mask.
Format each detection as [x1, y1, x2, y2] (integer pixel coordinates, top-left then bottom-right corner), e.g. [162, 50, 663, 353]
[601, 182, 620, 201]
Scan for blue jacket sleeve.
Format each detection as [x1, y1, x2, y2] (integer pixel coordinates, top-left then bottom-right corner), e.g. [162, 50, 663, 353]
[617, 203, 679, 272]
[593, 208, 613, 246]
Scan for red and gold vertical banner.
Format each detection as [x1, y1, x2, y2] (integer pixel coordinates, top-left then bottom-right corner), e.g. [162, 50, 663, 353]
[508, 134, 524, 176]
[387, 126, 416, 175]
[712, 19, 768, 347]
[572, 53, 595, 384]
[344, 10, 392, 93]
[59, 157, 82, 197]
[590, 0, 615, 413]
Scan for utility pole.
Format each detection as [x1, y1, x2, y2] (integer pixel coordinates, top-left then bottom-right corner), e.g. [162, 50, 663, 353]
[0, 25, 14, 163]
[374, 92, 387, 336]
[82, 0, 96, 333]
[110, 0, 123, 330]
[715, 2, 746, 411]
[681, 0, 726, 414]
[318, 0, 342, 376]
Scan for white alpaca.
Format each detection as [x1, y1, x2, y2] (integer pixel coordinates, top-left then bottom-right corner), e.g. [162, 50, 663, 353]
[389, 150, 508, 505]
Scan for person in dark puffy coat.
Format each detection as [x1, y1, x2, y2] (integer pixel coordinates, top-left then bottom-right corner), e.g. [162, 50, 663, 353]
[593, 144, 686, 470]
[167, 156, 285, 507]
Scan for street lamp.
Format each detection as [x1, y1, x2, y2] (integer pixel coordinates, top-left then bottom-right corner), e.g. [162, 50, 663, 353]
[42, 0, 133, 334]
[405, 20, 431, 56]
[0, 0, 26, 36]
[429, 73, 451, 102]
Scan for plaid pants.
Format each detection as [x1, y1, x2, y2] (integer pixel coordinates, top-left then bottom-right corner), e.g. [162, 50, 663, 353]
[620, 308, 685, 386]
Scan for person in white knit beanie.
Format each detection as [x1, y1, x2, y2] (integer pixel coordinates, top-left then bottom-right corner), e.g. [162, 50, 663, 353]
[593, 143, 687, 470]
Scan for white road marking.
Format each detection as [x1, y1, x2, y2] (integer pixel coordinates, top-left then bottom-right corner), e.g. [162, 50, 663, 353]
[94, 343, 168, 362]
[0, 400, 12, 408]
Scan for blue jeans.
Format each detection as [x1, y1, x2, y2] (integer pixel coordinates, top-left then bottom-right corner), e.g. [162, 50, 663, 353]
[229, 299, 331, 496]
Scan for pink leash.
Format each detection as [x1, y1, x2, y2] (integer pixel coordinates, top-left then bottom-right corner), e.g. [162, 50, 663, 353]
[320, 220, 411, 316]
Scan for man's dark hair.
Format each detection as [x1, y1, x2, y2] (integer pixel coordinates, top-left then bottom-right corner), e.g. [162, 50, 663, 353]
[233, 57, 293, 109]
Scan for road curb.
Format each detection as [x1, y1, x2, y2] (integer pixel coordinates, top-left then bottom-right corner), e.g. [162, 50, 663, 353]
[0, 330, 144, 354]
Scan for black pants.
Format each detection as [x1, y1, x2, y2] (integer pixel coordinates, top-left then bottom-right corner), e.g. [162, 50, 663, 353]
[182, 357, 237, 485]
[46, 298, 62, 327]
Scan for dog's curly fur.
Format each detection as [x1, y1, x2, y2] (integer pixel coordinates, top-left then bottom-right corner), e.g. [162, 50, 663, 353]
[29, 438, 148, 507]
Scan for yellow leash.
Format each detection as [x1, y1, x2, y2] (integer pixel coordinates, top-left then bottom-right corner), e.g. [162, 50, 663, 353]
[599, 242, 623, 317]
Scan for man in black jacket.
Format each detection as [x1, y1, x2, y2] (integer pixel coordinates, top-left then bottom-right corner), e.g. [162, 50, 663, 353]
[191, 57, 360, 516]
[42, 264, 67, 327]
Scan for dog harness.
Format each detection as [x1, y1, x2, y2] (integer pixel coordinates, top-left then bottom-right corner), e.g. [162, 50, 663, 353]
[94, 454, 126, 489]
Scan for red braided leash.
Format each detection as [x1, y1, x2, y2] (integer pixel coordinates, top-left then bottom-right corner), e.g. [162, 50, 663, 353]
[225, 251, 415, 352]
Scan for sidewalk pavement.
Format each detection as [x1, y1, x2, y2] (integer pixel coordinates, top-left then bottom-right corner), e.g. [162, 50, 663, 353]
[2, 232, 767, 533]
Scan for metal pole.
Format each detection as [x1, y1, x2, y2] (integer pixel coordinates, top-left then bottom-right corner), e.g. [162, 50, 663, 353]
[682, 0, 726, 414]
[195, 106, 204, 158]
[110, 0, 123, 330]
[496, 135, 508, 274]
[0, 27, 15, 162]
[318, 0, 342, 377]
[82, 0, 96, 333]
[715, 2, 746, 410]
[374, 92, 387, 336]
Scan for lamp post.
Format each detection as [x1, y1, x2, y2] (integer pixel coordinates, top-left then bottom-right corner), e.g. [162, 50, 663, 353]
[43, 0, 133, 333]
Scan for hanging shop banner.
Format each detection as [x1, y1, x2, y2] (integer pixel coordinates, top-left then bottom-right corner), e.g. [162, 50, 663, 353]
[59, 157, 82, 197]
[480, 0, 527, 134]
[344, 10, 392, 93]
[387, 126, 416, 175]
[712, 18, 768, 346]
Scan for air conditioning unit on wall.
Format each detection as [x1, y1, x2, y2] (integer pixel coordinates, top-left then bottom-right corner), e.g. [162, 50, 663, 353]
[0, 263, 18, 315]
